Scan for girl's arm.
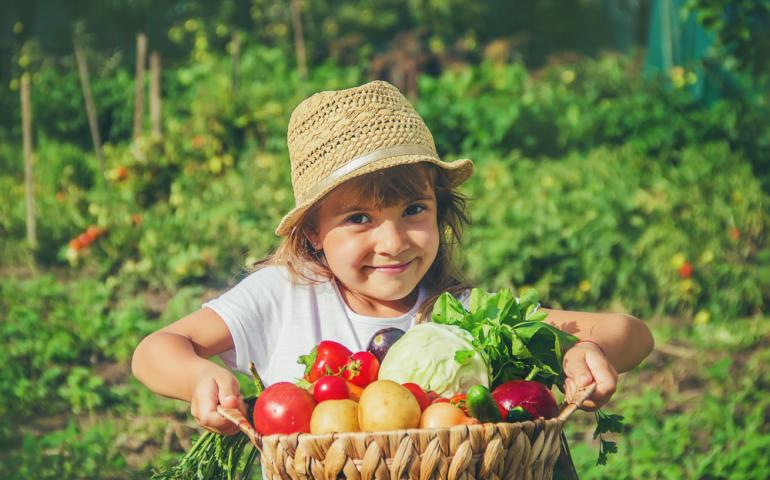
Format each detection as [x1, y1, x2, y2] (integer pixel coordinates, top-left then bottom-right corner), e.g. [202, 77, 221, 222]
[542, 308, 654, 410]
[542, 309, 654, 373]
[131, 307, 245, 435]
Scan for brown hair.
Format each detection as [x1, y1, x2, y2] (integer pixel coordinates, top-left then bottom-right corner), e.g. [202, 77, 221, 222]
[251, 163, 470, 321]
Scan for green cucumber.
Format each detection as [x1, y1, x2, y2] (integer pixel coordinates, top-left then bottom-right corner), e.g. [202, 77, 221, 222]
[506, 406, 532, 422]
[466, 385, 502, 423]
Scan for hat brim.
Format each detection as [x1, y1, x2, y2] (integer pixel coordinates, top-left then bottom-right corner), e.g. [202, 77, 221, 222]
[275, 155, 473, 236]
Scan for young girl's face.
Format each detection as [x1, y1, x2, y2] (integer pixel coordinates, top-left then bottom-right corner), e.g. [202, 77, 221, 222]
[313, 180, 440, 315]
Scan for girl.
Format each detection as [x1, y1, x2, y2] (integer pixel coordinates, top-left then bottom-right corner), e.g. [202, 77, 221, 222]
[132, 80, 654, 436]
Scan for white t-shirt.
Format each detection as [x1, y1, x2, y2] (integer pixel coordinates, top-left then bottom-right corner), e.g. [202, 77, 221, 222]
[202, 265, 438, 386]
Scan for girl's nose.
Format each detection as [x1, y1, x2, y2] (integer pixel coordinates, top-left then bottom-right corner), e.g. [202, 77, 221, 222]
[373, 220, 409, 256]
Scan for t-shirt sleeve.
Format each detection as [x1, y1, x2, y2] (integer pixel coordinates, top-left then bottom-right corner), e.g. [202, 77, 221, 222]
[201, 267, 285, 375]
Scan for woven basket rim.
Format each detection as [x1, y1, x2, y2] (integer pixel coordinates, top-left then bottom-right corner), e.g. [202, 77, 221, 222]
[260, 415, 562, 444]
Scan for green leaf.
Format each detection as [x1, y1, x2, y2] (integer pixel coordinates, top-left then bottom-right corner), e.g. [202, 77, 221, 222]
[297, 345, 317, 377]
[594, 409, 625, 436]
[432, 292, 468, 326]
[454, 349, 475, 365]
[597, 439, 618, 466]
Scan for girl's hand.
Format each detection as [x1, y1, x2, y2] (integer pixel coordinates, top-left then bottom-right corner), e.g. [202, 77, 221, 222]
[190, 369, 247, 435]
[562, 341, 618, 411]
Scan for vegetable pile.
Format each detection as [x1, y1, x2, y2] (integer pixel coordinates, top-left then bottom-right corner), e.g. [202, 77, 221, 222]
[156, 288, 624, 479]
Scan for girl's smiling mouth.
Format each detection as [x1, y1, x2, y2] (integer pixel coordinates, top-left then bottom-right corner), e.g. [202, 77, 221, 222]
[364, 259, 415, 275]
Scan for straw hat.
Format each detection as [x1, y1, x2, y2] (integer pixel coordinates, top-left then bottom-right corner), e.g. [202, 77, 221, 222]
[275, 80, 473, 236]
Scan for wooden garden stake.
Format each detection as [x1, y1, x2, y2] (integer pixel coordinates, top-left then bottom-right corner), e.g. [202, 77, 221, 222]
[21, 72, 36, 249]
[289, 0, 308, 79]
[133, 33, 147, 141]
[231, 31, 240, 96]
[150, 50, 162, 139]
[73, 35, 104, 178]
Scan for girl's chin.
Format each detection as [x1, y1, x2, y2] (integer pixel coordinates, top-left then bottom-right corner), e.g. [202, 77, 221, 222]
[362, 282, 420, 303]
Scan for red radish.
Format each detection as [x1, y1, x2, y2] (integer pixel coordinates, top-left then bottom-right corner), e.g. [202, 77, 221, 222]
[492, 380, 559, 420]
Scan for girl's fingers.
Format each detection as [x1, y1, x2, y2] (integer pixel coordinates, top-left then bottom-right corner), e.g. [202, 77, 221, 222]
[563, 349, 594, 388]
[563, 342, 619, 411]
[585, 351, 617, 402]
[191, 376, 244, 435]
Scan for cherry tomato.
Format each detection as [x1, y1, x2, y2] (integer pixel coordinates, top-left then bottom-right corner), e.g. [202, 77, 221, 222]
[345, 351, 380, 388]
[85, 226, 102, 240]
[78, 233, 93, 247]
[301, 341, 353, 383]
[402, 383, 431, 411]
[69, 238, 83, 251]
[253, 382, 316, 436]
[313, 375, 350, 403]
[426, 390, 442, 403]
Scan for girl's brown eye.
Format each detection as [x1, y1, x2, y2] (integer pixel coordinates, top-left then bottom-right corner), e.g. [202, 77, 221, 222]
[346, 213, 369, 224]
[404, 204, 426, 216]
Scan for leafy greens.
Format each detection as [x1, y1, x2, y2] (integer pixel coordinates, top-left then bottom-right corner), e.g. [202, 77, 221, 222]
[432, 287, 577, 388]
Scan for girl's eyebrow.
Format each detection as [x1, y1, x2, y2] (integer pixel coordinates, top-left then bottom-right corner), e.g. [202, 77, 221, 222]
[335, 195, 434, 216]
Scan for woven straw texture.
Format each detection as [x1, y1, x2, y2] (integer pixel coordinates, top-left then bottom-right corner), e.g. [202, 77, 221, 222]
[259, 418, 565, 480]
[275, 80, 473, 236]
[218, 384, 596, 480]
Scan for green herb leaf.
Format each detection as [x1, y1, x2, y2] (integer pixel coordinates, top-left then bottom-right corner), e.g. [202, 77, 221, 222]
[597, 439, 618, 466]
[432, 292, 468, 326]
[454, 349, 475, 365]
[594, 409, 625, 436]
[593, 409, 624, 465]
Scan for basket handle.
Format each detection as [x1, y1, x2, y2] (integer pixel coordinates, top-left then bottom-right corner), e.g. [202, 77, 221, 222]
[557, 382, 596, 422]
[217, 405, 263, 450]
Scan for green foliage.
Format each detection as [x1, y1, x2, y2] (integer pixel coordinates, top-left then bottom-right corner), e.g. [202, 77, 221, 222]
[0, 275, 153, 420]
[686, 0, 770, 77]
[0, 421, 132, 480]
[0, 33, 768, 478]
[570, 344, 770, 478]
[417, 56, 769, 162]
[463, 143, 769, 320]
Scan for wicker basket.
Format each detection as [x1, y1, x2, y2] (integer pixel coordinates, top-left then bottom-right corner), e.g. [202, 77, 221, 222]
[219, 384, 594, 480]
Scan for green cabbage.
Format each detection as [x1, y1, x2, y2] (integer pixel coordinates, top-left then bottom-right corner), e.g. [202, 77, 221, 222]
[378, 323, 490, 396]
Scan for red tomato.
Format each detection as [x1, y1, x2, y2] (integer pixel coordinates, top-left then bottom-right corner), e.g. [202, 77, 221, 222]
[85, 226, 101, 240]
[303, 341, 353, 383]
[426, 390, 442, 403]
[78, 233, 93, 247]
[402, 383, 430, 411]
[252, 382, 316, 436]
[345, 351, 380, 388]
[313, 375, 350, 403]
[69, 238, 83, 251]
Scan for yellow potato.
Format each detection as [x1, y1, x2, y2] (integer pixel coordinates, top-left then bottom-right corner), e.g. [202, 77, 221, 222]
[310, 399, 360, 434]
[357, 380, 421, 431]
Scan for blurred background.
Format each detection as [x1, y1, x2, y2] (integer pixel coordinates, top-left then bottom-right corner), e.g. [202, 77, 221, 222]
[1, 0, 769, 478]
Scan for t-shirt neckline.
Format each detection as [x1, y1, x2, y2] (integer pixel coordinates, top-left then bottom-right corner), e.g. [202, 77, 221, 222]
[332, 281, 427, 325]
